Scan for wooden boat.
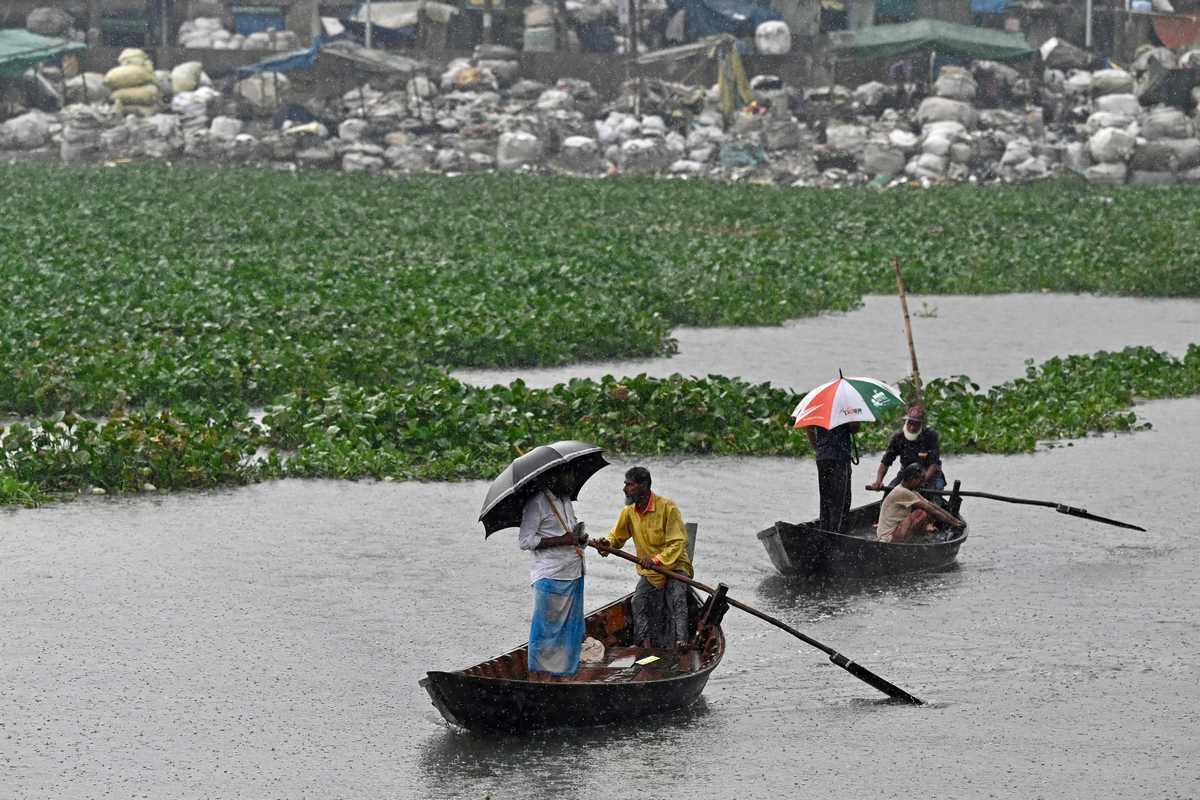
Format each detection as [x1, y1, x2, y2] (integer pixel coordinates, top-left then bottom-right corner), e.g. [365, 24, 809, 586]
[420, 587, 727, 733]
[756, 496, 968, 579]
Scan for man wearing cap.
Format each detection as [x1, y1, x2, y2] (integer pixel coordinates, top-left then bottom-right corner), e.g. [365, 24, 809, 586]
[866, 403, 947, 493]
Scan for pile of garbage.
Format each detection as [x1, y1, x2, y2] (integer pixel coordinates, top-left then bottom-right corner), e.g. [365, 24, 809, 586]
[1041, 44, 1200, 184]
[177, 17, 301, 51]
[6, 38, 1200, 188]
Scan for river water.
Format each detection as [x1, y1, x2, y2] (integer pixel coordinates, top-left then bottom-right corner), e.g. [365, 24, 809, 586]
[454, 293, 1200, 391]
[2, 295, 1198, 799]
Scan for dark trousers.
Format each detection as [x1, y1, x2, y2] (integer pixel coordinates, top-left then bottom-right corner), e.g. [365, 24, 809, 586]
[816, 459, 852, 533]
[631, 577, 689, 647]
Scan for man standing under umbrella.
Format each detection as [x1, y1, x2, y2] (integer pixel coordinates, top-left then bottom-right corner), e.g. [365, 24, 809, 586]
[518, 471, 589, 679]
[791, 373, 903, 534]
[595, 467, 693, 650]
[804, 422, 860, 534]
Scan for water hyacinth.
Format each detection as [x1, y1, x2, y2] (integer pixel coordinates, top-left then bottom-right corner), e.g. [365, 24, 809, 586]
[2, 347, 1198, 501]
[1, 166, 1199, 502]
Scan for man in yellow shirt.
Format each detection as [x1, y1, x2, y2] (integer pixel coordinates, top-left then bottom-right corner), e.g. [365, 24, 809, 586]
[595, 466, 694, 650]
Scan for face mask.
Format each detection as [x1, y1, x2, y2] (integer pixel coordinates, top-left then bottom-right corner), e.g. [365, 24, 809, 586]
[903, 423, 922, 442]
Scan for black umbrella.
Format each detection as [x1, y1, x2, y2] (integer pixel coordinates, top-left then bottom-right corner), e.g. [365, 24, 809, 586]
[479, 440, 610, 536]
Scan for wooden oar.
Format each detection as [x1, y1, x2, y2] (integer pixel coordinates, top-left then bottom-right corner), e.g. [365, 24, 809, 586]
[587, 541, 924, 705]
[866, 486, 1146, 531]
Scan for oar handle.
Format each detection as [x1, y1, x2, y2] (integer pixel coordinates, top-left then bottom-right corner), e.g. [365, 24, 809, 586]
[586, 541, 923, 704]
[589, 542, 835, 652]
[587, 540, 717, 593]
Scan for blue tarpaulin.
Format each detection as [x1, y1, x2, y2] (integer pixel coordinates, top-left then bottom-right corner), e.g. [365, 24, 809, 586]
[970, 0, 1009, 14]
[237, 37, 326, 76]
[237, 45, 320, 76]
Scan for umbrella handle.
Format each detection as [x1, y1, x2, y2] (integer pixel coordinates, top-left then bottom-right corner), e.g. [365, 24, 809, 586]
[542, 490, 585, 556]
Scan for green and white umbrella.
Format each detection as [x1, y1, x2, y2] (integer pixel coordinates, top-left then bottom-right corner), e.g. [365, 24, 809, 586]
[791, 373, 904, 429]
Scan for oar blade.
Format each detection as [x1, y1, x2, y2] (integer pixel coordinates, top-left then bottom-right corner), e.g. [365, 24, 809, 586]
[829, 653, 923, 705]
[1055, 505, 1147, 532]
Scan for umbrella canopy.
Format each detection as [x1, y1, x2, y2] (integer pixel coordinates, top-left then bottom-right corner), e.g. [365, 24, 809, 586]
[791, 375, 903, 430]
[479, 440, 609, 536]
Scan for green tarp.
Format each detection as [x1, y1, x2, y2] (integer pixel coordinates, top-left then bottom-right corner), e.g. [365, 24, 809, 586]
[0, 29, 86, 78]
[829, 19, 1035, 62]
[875, 0, 916, 23]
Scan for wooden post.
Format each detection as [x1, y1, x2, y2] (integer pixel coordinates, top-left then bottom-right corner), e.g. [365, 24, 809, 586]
[482, 0, 494, 45]
[631, 0, 641, 115]
[891, 258, 922, 402]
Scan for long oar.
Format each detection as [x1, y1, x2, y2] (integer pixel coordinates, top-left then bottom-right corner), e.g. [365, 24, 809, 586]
[867, 486, 1146, 531]
[588, 541, 923, 705]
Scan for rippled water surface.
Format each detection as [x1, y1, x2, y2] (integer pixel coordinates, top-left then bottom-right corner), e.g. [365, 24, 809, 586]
[2, 296, 1198, 799]
[455, 294, 1200, 391]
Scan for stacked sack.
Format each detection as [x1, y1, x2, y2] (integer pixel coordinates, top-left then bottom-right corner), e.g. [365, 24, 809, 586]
[171, 86, 222, 134]
[170, 61, 210, 94]
[1083, 67, 1138, 184]
[178, 16, 298, 50]
[64, 72, 110, 105]
[178, 17, 244, 49]
[1131, 105, 1200, 184]
[104, 49, 161, 115]
[907, 68, 979, 180]
[60, 104, 116, 163]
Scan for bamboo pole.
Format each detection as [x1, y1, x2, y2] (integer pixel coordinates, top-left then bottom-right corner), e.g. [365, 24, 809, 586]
[891, 258, 922, 402]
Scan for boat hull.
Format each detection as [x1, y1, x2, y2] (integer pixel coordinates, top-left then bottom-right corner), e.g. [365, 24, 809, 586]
[757, 500, 967, 578]
[421, 590, 724, 733]
[421, 661, 715, 732]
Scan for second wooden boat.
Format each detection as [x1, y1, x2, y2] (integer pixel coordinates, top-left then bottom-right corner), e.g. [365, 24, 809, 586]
[757, 496, 968, 578]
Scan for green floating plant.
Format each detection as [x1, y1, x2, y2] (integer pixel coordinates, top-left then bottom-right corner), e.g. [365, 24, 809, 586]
[2, 166, 1199, 503]
[3, 167, 1199, 417]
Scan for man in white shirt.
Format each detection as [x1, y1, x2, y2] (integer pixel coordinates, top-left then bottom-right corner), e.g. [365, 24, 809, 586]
[518, 472, 589, 678]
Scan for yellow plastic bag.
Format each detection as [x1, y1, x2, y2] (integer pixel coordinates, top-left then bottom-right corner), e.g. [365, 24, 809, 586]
[118, 48, 153, 68]
[453, 66, 483, 89]
[112, 83, 162, 107]
[104, 64, 155, 90]
[170, 61, 204, 94]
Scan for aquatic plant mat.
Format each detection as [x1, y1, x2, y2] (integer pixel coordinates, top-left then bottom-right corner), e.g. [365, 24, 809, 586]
[2, 166, 1198, 502]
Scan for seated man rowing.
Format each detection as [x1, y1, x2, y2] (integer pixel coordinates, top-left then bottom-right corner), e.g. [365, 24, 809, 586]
[876, 463, 965, 543]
